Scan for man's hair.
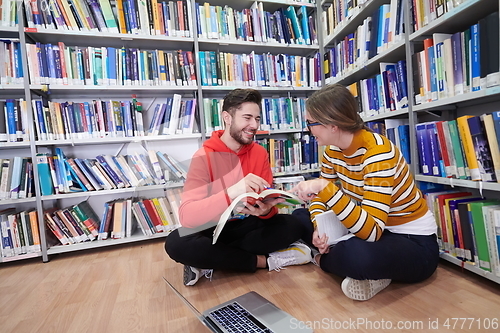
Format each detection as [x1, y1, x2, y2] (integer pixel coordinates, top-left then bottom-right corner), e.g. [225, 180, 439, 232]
[222, 88, 262, 116]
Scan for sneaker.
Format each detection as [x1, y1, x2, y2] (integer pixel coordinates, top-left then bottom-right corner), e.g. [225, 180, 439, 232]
[267, 242, 312, 271]
[183, 265, 213, 286]
[341, 277, 391, 301]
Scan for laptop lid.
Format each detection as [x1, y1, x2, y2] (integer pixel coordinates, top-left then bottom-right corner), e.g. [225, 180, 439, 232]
[162, 277, 222, 332]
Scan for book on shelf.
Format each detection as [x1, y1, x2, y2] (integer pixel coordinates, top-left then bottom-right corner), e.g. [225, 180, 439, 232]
[35, 147, 185, 196]
[212, 189, 304, 244]
[22, 0, 193, 36]
[448, 196, 483, 262]
[31, 95, 199, 141]
[468, 200, 500, 274]
[0, 208, 41, 257]
[44, 201, 100, 245]
[456, 115, 481, 181]
[197, 51, 321, 88]
[195, 2, 316, 45]
[26, 43, 197, 87]
[467, 116, 496, 182]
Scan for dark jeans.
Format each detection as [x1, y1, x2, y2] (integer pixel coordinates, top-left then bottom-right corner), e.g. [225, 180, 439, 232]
[165, 214, 308, 272]
[293, 208, 440, 283]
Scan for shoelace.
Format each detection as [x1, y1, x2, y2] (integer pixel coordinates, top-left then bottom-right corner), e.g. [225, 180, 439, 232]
[203, 269, 213, 281]
[270, 255, 295, 272]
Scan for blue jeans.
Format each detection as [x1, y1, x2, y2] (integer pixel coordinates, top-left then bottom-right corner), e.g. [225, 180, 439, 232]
[292, 208, 439, 282]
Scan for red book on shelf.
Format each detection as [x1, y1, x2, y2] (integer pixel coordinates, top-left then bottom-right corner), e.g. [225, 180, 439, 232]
[142, 199, 164, 233]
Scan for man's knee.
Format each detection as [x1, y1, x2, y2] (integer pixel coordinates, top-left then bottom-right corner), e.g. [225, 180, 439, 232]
[165, 231, 184, 262]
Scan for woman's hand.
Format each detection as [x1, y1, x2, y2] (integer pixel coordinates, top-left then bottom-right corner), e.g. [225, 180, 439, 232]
[312, 228, 330, 254]
[290, 178, 330, 201]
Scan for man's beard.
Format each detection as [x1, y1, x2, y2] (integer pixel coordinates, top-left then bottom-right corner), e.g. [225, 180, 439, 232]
[230, 123, 255, 145]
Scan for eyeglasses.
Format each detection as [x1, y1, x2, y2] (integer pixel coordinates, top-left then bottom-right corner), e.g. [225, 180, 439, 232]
[306, 120, 322, 132]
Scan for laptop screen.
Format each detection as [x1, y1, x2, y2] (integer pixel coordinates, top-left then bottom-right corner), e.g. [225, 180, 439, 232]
[163, 276, 220, 332]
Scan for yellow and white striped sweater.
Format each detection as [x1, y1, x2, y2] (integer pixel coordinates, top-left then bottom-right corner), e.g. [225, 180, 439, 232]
[309, 129, 428, 242]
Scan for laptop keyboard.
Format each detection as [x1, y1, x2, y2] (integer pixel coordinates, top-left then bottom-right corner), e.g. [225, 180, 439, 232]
[208, 302, 274, 333]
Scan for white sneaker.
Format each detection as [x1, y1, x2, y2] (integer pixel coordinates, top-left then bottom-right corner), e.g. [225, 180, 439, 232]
[183, 265, 213, 286]
[267, 242, 312, 271]
[341, 277, 391, 301]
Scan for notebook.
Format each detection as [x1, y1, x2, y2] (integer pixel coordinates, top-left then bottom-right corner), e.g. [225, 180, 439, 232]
[163, 277, 313, 333]
[315, 210, 354, 245]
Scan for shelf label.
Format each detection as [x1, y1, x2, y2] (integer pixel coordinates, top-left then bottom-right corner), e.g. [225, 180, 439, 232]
[24, 27, 38, 32]
[486, 86, 500, 96]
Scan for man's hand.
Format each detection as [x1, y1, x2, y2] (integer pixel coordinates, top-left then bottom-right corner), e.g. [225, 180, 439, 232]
[312, 228, 330, 254]
[290, 178, 330, 201]
[237, 197, 284, 216]
[227, 173, 270, 200]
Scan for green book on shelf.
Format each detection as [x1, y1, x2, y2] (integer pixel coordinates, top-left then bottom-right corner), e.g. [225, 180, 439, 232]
[467, 200, 500, 272]
[97, 0, 119, 33]
[447, 120, 468, 179]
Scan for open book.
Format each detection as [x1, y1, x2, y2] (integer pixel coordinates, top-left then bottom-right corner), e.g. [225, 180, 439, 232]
[315, 210, 354, 245]
[212, 189, 304, 244]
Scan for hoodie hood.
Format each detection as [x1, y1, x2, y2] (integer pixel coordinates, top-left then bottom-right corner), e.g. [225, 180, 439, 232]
[203, 130, 255, 156]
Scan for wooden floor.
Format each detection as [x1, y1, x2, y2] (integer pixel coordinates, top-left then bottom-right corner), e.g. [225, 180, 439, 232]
[1, 239, 500, 333]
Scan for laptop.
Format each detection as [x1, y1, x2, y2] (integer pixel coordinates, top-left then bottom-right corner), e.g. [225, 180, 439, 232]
[163, 277, 313, 333]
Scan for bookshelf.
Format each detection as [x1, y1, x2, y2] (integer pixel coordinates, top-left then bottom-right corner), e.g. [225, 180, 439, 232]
[0, 0, 324, 263]
[321, 0, 500, 284]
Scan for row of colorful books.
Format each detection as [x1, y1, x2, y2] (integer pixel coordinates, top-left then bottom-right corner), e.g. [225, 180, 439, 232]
[424, 190, 500, 278]
[198, 50, 322, 88]
[147, 95, 197, 136]
[196, 2, 318, 45]
[23, 0, 192, 37]
[0, 209, 41, 258]
[44, 201, 100, 245]
[0, 99, 29, 143]
[344, 60, 409, 118]
[0, 157, 35, 200]
[257, 134, 321, 173]
[416, 113, 500, 182]
[36, 148, 187, 196]
[413, 13, 499, 105]
[323, 1, 407, 84]
[98, 195, 180, 242]
[31, 95, 197, 141]
[25, 43, 196, 87]
[365, 120, 411, 164]
[203, 97, 307, 134]
[324, 0, 404, 59]
[410, 0, 470, 33]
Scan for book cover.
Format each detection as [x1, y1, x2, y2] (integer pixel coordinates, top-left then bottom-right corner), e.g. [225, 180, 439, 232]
[467, 116, 496, 182]
[457, 115, 481, 180]
[468, 200, 500, 271]
[415, 123, 432, 176]
[481, 113, 500, 182]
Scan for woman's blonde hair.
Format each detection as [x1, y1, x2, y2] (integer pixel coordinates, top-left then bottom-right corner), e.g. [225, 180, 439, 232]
[306, 84, 369, 133]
